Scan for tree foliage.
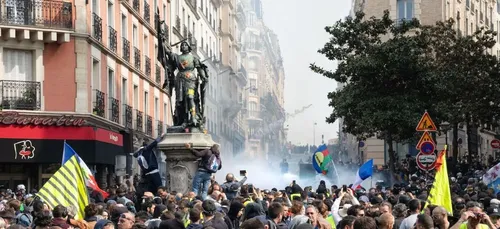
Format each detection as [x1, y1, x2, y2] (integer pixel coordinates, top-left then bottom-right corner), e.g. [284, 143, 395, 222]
[311, 10, 500, 171]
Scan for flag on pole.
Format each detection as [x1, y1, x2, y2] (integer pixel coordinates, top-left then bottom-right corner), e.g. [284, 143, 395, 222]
[37, 144, 89, 219]
[312, 144, 332, 175]
[62, 142, 109, 199]
[424, 146, 453, 215]
[352, 159, 374, 189]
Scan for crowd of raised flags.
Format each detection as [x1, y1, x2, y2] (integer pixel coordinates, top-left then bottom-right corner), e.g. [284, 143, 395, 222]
[33, 140, 465, 223]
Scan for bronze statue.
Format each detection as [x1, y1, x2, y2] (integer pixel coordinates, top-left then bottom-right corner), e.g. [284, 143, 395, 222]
[156, 15, 208, 132]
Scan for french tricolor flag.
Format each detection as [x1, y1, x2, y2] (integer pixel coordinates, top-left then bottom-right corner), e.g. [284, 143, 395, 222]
[352, 159, 374, 189]
[62, 142, 109, 198]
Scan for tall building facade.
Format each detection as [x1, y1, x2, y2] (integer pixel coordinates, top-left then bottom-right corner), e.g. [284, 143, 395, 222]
[0, 0, 173, 190]
[342, 0, 499, 165]
[240, 0, 286, 159]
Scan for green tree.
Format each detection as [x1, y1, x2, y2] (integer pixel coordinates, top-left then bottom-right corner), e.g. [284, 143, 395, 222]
[419, 19, 500, 162]
[310, 11, 439, 172]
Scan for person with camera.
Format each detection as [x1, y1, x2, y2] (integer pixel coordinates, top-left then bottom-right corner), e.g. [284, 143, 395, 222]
[220, 172, 248, 201]
[185, 143, 222, 200]
[449, 201, 495, 229]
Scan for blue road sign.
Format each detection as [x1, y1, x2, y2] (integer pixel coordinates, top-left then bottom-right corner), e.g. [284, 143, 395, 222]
[359, 141, 365, 148]
[420, 141, 435, 154]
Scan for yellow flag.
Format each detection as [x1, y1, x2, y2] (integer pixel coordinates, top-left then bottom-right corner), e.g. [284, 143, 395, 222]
[424, 145, 453, 215]
[36, 156, 89, 219]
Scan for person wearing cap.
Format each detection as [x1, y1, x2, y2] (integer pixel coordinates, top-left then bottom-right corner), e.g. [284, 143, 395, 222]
[134, 133, 166, 195]
[200, 200, 228, 229]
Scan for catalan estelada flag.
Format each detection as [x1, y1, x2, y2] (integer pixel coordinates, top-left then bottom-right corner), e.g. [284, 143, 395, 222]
[424, 145, 453, 215]
[37, 143, 89, 219]
[312, 144, 332, 175]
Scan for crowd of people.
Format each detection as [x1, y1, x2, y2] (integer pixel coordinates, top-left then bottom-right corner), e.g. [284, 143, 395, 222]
[0, 138, 498, 229]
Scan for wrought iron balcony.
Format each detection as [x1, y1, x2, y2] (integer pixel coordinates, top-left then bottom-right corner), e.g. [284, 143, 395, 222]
[146, 115, 153, 136]
[109, 97, 120, 123]
[93, 89, 105, 118]
[122, 37, 130, 62]
[135, 109, 144, 131]
[157, 120, 163, 136]
[0, 80, 41, 111]
[145, 56, 151, 77]
[156, 64, 161, 84]
[109, 26, 117, 53]
[132, 0, 140, 12]
[134, 47, 141, 70]
[124, 104, 133, 129]
[92, 13, 102, 42]
[175, 16, 181, 33]
[183, 25, 188, 38]
[0, 0, 73, 29]
[144, 0, 150, 24]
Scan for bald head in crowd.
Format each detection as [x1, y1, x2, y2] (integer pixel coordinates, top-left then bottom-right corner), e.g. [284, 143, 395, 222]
[378, 213, 395, 229]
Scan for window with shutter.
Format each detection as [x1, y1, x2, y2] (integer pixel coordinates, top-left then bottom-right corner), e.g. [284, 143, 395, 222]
[3, 49, 34, 81]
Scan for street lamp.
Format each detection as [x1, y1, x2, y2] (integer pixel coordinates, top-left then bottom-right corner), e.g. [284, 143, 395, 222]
[440, 122, 451, 155]
[313, 122, 317, 146]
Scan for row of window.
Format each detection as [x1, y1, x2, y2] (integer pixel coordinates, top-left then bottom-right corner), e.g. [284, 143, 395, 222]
[91, 58, 170, 134]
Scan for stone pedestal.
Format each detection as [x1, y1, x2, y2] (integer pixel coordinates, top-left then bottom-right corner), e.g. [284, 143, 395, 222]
[157, 132, 217, 194]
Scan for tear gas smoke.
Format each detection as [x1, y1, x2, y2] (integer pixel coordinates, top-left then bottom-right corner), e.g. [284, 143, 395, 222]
[216, 153, 390, 190]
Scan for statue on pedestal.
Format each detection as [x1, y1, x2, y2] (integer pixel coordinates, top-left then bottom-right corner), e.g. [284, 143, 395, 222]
[156, 13, 209, 133]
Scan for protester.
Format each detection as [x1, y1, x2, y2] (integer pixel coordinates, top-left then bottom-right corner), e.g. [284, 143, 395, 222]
[185, 143, 222, 200]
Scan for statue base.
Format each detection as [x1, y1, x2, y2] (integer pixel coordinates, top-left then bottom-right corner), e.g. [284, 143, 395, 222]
[167, 125, 205, 134]
[157, 132, 217, 194]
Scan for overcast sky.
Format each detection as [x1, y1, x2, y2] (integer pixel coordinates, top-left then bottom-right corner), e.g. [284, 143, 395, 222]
[261, 0, 351, 145]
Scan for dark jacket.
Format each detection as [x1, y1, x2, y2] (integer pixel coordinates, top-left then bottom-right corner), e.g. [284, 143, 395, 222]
[159, 219, 185, 229]
[190, 146, 222, 172]
[134, 136, 163, 174]
[220, 177, 247, 200]
[186, 224, 203, 229]
[202, 214, 229, 229]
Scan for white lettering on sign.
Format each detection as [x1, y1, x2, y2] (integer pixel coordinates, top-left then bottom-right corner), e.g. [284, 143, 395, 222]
[418, 155, 436, 164]
[109, 134, 119, 142]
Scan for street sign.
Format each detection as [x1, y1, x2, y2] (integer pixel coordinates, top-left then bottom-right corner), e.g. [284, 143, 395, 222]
[420, 141, 435, 154]
[416, 112, 437, 132]
[492, 139, 500, 149]
[416, 152, 437, 171]
[416, 131, 435, 149]
[359, 141, 365, 148]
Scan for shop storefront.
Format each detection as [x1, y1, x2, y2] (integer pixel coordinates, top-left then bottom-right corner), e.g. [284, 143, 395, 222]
[0, 112, 125, 190]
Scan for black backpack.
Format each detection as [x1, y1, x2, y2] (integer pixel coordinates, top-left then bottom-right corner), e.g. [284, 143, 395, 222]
[203, 153, 221, 173]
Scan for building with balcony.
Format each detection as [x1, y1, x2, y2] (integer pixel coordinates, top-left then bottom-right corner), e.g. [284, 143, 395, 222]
[0, 0, 173, 190]
[239, 0, 285, 159]
[82, 0, 173, 183]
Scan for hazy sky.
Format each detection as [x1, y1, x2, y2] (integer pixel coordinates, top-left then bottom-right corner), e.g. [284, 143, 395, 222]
[261, 0, 351, 145]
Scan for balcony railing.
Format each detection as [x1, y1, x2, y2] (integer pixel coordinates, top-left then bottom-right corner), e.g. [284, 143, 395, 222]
[0, 0, 73, 29]
[92, 13, 102, 42]
[175, 16, 181, 33]
[93, 89, 105, 118]
[0, 80, 41, 111]
[145, 56, 151, 77]
[109, 26, 117, 53]
[156, 64, 161, 84]
[134, 47, 141, 70]
[144, 0, 150, 24]
[135, 109, 143, 131]
[122, 37, 130, 62]
[132, 0, 140, 12]
[157, 120, 163, 135]
[183, 25, 187, 38]
[146, 115, 153, 136]
[124, 104, 133, 129]
[109, 97, 119, 123]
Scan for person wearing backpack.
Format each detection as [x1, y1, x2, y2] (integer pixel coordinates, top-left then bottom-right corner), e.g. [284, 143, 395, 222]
[185, 143, 222, 200]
